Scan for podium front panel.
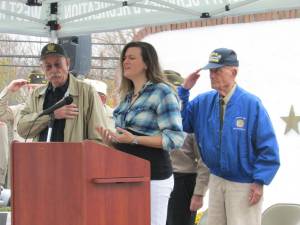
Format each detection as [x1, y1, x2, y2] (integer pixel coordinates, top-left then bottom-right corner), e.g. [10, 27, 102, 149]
[12, 141, 150, 225]
[12, 143, 85, 225]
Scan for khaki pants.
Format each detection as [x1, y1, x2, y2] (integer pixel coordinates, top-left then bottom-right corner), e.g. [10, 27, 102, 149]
[207, 174, 262, 225]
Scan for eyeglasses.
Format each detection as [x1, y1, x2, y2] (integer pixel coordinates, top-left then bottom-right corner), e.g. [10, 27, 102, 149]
[210, 68, 223, 73]
[210, 66, 232, 74]
[42, 62, 63, 71]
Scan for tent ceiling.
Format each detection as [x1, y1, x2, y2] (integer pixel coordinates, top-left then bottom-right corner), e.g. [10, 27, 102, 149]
[0, 0, 299, 38]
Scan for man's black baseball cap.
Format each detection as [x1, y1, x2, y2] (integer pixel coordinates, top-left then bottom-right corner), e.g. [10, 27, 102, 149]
[40, 43, 68, 60]
[202, 48, 239, 70]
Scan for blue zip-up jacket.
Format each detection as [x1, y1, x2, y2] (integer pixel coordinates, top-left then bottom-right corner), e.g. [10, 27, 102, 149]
[178, 85, 280, 185]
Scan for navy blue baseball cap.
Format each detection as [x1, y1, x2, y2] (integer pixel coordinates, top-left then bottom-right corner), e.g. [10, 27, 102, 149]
[202, 48, 239, 70]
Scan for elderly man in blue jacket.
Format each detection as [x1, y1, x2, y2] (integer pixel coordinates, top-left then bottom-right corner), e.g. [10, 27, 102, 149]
[178, 48, 280, 225]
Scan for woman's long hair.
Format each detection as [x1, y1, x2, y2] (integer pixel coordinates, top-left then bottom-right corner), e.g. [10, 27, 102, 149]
[119, 41, 169, 100]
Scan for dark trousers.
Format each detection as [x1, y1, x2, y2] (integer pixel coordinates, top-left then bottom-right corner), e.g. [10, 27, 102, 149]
[166, 173, 197, 225]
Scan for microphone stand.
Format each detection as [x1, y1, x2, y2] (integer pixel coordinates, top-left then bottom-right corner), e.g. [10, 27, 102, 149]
[46, 113, 55, 142]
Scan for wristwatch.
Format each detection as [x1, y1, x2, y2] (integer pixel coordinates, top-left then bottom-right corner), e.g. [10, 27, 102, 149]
[131, 136, 139, 145]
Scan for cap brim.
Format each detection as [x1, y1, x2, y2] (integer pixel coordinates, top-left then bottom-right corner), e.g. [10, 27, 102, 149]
[201, 63, 224, 70]
[40, 53, 66, 60]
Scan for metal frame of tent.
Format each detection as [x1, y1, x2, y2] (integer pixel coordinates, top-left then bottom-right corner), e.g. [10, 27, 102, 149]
[0, 0, 300, 40]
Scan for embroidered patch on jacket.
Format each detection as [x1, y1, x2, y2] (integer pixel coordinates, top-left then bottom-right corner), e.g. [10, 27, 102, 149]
[234, 117, 246, 130]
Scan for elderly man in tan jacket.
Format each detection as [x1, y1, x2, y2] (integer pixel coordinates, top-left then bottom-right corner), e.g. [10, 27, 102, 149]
[0, 71, 46, 187]
[0, 76, 43, 142]
[0, 122, 8, 189]
[17, 43, 107, 142]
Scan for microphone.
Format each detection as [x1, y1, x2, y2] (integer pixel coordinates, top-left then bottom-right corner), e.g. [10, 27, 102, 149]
[38, 96, 73, 117]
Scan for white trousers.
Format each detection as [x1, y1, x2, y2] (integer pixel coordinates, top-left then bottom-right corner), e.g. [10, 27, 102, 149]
[150, 175, 174, 225]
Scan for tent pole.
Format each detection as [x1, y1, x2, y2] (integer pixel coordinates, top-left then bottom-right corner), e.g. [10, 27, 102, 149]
[46, 2, 59, 43]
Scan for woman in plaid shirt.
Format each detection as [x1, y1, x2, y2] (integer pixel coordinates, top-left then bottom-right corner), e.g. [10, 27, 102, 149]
[97, 41, 185, 225]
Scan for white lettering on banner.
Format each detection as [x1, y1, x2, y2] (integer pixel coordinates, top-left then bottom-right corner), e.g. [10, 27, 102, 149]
[64, 5, 72, 18]
[205, 0, 244, 5]
[71, 4, 79, 17]
[177, 0, 186, 6]
[144, 0, 152, 13]
[133, 6, 141, 14]
[185, 0, 192, 8]
[63, 0, 210, 20]
[0, 0, 244, 22]
[0, 1, 6, 20]
[0, 1, 6, 8]
[125, 5, 133, 16]
[90, 2, 100, 20]
[81, 3, 89, 14]
[108, 7, 116, 17]
[9, 2, 17, 20]
[191, 0, 201, 6]
[0, 1, 41, 21]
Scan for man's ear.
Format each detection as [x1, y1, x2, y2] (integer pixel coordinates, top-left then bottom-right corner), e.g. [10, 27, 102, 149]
[66, 58, 71, 69]
[231, 67, 238, 77]
[40, 63, 45, 73]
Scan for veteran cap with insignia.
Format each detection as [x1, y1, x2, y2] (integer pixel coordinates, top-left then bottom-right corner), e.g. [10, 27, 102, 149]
[202, 48, 239, 70]
[27, 69, 47, 84]
[40, 43, 68, 60]
[164, 70, 184, 86]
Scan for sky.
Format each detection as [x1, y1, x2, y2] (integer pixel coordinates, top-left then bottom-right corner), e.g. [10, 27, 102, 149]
[143, 18, 300, 210]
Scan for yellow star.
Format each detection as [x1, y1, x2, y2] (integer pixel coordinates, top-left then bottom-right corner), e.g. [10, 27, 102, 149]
[281, 105, 300, 134]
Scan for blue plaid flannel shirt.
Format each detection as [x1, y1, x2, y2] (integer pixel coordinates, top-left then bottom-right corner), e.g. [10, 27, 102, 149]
[113, 81, 185, 151]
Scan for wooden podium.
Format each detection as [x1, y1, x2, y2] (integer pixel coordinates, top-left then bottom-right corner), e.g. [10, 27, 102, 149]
[11, 141, 150, 225]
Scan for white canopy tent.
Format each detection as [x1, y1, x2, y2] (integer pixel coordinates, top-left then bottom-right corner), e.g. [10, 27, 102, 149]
[0, 0, 300, 39]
